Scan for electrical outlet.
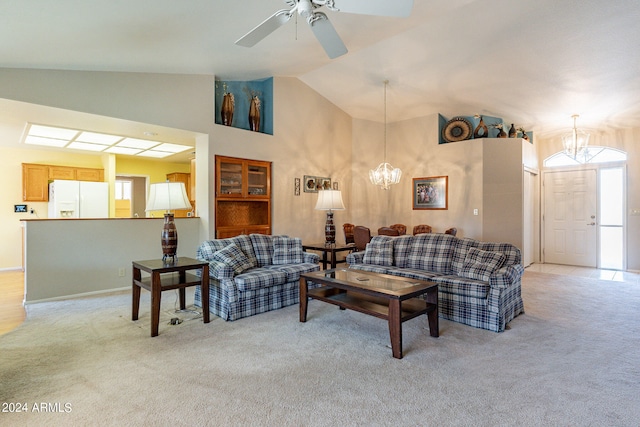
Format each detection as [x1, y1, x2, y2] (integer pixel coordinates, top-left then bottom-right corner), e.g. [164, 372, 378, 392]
[473, 209, 479, 216]
[118, 268, 125, 277]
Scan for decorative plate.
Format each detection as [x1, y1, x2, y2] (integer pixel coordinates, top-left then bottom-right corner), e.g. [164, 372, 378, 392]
[442, 117, 473, 142]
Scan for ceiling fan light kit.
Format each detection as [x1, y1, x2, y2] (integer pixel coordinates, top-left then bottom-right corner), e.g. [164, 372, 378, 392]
[236, 0, 414, 59]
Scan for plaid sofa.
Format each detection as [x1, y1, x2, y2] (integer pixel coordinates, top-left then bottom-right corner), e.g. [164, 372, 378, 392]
[194, 234, 320, 321]
[345, 233, 524, 332]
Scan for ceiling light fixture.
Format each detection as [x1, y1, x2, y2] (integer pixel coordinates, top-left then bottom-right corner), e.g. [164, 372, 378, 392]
[562, 114, 590, 162]
[369, 80, 402, 190]
[22, 124, 191, 158]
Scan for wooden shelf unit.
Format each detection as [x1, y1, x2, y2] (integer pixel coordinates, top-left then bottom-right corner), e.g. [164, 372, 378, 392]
[215, 155, 271, 238]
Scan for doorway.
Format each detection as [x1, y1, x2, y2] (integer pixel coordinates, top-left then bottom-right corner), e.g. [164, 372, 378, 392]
[543, 166, 626, 269]
[543, 169, 597, 267]
[115, 176, 147, 218]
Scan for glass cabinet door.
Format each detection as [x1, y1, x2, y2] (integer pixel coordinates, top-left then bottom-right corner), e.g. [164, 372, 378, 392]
[247, 162, 269, 197]
[218, 159, 243, 196]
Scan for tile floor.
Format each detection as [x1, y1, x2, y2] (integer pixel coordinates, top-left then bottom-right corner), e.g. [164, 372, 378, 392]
[526, 263, 640, 284]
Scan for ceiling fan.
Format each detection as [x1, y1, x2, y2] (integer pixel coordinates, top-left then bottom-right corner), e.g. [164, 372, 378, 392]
[235, 0, 414, 59]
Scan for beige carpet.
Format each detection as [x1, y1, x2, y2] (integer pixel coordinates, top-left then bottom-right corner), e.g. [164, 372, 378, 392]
[1, 271, 639, 426]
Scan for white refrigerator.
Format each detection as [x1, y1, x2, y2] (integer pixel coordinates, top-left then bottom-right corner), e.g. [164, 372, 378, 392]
[48, 180, 109, 218]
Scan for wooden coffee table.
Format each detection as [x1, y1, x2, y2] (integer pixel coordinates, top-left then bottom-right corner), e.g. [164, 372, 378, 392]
[300, 268, 438, 359]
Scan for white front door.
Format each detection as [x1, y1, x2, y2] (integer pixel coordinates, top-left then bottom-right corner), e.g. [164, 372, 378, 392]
[543, 169, 597, 267]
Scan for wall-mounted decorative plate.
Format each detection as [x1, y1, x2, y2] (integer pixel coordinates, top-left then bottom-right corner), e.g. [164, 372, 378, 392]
[442, 117, 473, 142]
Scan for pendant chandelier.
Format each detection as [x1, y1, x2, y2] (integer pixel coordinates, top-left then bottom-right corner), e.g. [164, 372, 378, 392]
[369, 80, 402, 190]
[562, 114, 590, 161]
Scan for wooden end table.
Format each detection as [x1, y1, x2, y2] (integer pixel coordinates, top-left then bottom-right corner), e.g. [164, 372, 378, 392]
[132, 257, 210, 337]
[300, 268, 438, 359]
[302, 242, 356, 270]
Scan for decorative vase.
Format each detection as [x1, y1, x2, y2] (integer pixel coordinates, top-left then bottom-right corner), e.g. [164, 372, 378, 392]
[508, 123, 517, 138]
[221, 93, 234, 126]
[249, 96, 261, 132]
[161, 213, 178, 262]
[473, 116, 488, 138]
[522, 132, 529, 141]
[324, 211, 336, 244]
[497, 127, 507, 138]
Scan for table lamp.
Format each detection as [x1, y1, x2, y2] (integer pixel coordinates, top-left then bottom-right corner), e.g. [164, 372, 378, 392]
[146, 181, 192, 262]
[315, 189, 345, 245]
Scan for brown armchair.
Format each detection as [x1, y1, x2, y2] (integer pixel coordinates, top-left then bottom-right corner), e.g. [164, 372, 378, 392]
[389, 224, 407, 235]
[378, 227, 400, 236]
[412, 224, 432, 235]
[343, 223, 355, 244]
[445, 227, 458, 236]
[353, 226, 372, 251]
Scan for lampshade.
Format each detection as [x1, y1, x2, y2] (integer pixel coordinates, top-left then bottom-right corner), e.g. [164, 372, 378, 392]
[315, 189, 345, 212]
[562, 114, 590, 161]
[315, 189, 345, 245]
[146, 182, 192, 212]
[146, 181, 191, 262]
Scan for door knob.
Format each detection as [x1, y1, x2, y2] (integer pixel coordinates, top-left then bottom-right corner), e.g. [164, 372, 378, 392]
[587, 222, 596, 226]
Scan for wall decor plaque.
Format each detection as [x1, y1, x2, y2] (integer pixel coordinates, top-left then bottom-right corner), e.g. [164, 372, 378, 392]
[442, 117, 473, 142]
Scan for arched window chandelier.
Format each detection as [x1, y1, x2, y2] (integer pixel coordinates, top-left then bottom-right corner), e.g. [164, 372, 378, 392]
[369, 80, 402, 190]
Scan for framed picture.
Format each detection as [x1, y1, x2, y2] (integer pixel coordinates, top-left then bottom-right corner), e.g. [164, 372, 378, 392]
[318, 177, 331, 191]
[333, 182, 339, 190]
[303, 175, 318, 193]
[413, 176, 448, 210]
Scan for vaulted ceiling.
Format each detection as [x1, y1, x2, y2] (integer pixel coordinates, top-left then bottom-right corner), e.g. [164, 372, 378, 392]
[1, 0, 639, 141]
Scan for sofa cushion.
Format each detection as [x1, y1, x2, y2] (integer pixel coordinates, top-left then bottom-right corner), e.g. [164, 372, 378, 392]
[234, 268, 287, 291]
[392, 235, 414, 268]
[432, 274, 491, 299]
[268, 262, 320, 282]
[363, 236, 394, 266]
[459, 247, 506, 282]
[272, 236, 304, 265]
[386, 267, 443, 282]
[212, 243, 254, 275]
[197, 235, 258, 269]
[406, 233, 455, 273]
[250, 234, 275, 267]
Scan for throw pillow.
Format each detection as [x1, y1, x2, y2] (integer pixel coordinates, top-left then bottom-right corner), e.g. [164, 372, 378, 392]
[272, 236, 304, 265]
[459, 247, 506, 282]
[363, 236, 394, 266]
[212, 243, 254, 275]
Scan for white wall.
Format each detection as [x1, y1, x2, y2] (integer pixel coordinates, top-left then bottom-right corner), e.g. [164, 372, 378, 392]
[23, 218, 200, 302]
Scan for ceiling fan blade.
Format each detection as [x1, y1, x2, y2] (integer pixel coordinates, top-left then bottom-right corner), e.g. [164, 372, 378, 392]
[235, 9, 292, 47]
[329, 0, 413, 17]
[309, 12, 348, 59]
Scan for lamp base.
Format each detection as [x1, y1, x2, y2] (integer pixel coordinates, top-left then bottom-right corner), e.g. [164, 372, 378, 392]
[161, 213, 178, 262]
[324, 211, 336, 245]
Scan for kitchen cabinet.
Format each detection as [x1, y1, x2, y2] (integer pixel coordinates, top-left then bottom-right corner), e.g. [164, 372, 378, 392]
[166, 172, 193, 218]
[22, 163, 105, 202]
[22, 164, 49, 201]
[215, 156, 271, 238]
[49, 166, 76, 180]
[76, 167, 104, 182]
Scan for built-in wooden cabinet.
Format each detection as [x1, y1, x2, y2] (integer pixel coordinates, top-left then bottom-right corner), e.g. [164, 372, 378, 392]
[215, 155, 271, 238]
[22, 163, 104, 202]
[22, 164, 49, 201]
[76, 167, 104, 182]
[166, 172, 193, 218]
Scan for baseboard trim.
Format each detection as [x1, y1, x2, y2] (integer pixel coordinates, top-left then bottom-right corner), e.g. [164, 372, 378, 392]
[25, 286, 131, 305]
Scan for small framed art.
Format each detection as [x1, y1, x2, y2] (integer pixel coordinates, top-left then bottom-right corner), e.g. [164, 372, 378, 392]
[303, 175, 317, 193]
[413, 176, 448, 210]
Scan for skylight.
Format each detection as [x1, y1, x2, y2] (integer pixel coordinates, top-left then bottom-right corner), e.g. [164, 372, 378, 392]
[22, 123, 192, 158]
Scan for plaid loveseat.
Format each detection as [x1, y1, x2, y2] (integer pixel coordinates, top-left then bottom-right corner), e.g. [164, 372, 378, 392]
[345, 233, 524, 332]
[194, 234, 320, 321]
